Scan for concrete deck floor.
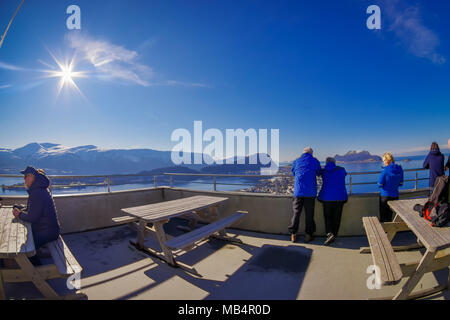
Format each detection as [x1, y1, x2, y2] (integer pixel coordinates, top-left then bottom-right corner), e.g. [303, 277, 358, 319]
[3, 219, 450, 300]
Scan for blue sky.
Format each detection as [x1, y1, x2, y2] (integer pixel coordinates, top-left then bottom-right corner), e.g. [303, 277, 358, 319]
[0, 0, 449, 161]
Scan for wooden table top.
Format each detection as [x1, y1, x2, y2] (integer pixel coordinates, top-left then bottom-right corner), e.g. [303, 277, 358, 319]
[0, 206, 35, 258]
[388, 198, 450, 252]
[121, 195, 229, 223]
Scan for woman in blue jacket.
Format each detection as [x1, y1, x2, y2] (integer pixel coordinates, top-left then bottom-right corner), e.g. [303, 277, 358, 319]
[318, 157, 348, 245]
[423, 142, 445, 190]
[378, 153, 404, 222]
[13, 166, 61, 265]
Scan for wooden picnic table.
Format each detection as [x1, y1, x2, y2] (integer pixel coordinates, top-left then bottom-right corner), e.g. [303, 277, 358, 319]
[362, 198, 450, 300]
[387, 198, 450, 299]
[0, 206, 85, 300]
[119, 195, 246, 274]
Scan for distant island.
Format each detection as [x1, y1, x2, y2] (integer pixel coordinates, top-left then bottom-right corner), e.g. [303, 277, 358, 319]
[334, 150, 381, 163]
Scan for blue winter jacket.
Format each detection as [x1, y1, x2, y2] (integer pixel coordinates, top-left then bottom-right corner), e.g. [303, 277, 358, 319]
[318, 162, 348, 201]
[423, 150, 445, 188]
[291, 153, 321, 197]
[378, 163, 404, 197]
[18, 172, 60, 238]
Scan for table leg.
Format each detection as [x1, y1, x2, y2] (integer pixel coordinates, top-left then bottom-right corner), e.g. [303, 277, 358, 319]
[447, 266, 450, 289]
[0, 267, 5, 300]
[206, 206, 243, 244]
[14, 255, 61, 300]
[153, 221, 176, 267]
[393, 250, 436, 300]
[137, 220, 146, 249]
[208, 206, 226, 236]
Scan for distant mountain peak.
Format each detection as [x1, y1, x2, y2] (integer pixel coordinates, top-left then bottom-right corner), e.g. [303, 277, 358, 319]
[335, 150, 381, 163]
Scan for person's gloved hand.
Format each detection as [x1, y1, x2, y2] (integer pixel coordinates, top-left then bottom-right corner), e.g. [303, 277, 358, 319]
[12, 207, 21, 218]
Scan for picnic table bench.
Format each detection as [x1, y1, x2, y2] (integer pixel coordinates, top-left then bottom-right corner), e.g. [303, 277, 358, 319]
[0, 206, 85, 300]
[361, 198, 450, 300]
[113, 195, 246, 274]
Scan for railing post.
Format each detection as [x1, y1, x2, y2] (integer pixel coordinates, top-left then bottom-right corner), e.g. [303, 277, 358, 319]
[213, 176, 216, 191]
[154, 175, 157, 188]
[349, 175, 352, 195]
[170, 175, 173, 188]
[415, 171, 418, 190]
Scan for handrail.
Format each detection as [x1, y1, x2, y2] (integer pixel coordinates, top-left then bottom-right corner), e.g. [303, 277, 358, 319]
[0, 167, 430, 194]
[0, 167, 428, 179]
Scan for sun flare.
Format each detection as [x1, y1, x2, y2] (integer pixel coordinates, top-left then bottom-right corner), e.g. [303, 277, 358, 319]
[42, 50, 86, 97]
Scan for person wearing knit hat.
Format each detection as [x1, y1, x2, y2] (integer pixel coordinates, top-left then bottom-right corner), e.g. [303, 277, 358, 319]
[12, 166, 61, 265]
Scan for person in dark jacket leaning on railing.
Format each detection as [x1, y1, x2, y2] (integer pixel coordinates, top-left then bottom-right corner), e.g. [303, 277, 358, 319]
[318, 157, 348, 246]
[12, 166, 60, 265]
[378, 153, 404, 222]
[445, 139, 450, 175]
[423, 142, 445, 191]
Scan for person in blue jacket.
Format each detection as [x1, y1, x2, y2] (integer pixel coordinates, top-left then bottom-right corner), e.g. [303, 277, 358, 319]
[13, 166, 61, 265]
[378, 153, 404, 222]
[423, 142, 445, 190]
[288, 147, 321, 243]
[318, 157, 348, 245]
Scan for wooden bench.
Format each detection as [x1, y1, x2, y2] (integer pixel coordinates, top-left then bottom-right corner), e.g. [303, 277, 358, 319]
[165, 211, 246, 251]
[112, 216, 138, 224]
[362, 216, 403, 285]
[45, 235, 83, 277]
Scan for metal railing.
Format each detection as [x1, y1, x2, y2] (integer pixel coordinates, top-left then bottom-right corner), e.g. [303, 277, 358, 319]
[0, 167, 429, 195]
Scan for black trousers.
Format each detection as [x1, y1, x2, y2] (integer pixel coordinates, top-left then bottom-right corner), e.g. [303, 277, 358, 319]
[379, 196, 398, 223]
[29, 231, 59, 266]
[321, 200, 346, 236]
[288, 197, 316, 236]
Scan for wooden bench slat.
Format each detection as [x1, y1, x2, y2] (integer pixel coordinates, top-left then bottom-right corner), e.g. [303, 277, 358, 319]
[165, 212, 246, 251]
[363, 216, 403, 285]
[112, 216, 138, 223]
[46, 236, 82, 275]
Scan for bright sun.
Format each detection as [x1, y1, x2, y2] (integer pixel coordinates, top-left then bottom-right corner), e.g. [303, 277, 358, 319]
[42, 51, 86, 97]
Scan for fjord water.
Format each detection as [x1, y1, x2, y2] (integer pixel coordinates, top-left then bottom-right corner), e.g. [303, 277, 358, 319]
[1, 156, 448, 196]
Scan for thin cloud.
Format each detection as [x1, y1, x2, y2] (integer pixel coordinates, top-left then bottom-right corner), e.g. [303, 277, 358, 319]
[66, 32, 210, 88]
[0, 84, 12, 89]
[0, 61, 26, 71]
[383, 1, 446, 64]
[163, 80, 212, 88]
[67, 33, 153, 86]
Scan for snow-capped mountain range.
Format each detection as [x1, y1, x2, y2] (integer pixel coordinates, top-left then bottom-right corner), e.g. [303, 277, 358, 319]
[0, 142, 273, 175]
[0, 142, 213, 175]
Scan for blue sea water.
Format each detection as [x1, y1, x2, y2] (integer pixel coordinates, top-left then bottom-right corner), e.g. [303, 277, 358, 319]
[1, 155, 448, 196]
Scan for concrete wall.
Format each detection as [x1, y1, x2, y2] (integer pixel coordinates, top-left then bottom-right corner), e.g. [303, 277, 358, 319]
[0, 187, 429, 236]
[1, 188, 164, 234]
[162, 187, 429, 236]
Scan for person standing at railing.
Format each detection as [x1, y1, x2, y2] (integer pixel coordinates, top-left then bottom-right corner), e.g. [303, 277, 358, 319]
[12, 166, 61, 265]
[378, 153, 404, 222]
[318, 157, 348, 246]
[445, 139, 450, 175]
[288, 147, 321, 243]
[423, 142, 445, 192]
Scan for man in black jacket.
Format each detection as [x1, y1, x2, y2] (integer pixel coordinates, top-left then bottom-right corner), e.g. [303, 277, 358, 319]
[13, 166, 60, 264]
